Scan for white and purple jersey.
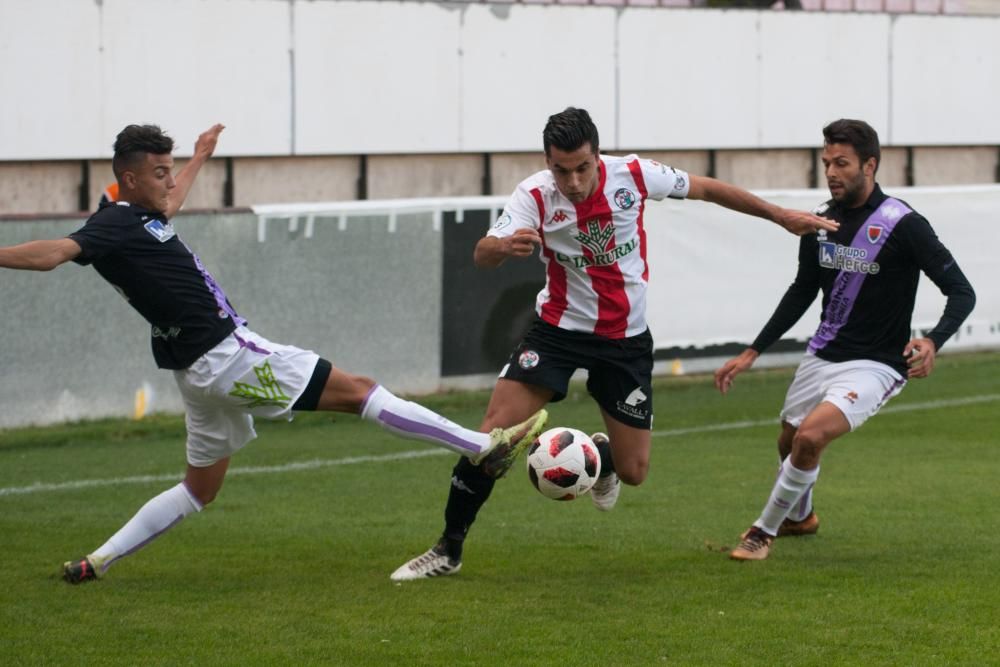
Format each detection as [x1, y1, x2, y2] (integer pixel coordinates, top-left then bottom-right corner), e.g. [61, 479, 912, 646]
[488, 154, 689, 339]
[71, 202, 244, 370]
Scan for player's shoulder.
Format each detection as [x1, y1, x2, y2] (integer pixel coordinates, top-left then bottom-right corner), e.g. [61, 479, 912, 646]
[513, 168, 559, 199]
[89, 201, 141, 225]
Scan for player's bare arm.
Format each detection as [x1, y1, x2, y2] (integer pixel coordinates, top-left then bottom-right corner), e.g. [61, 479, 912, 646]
[0, 238, 82, 272]
[903, 338, 937, 379]
[687, 175, 838, 235]
[474, 229, 542, 269]
[714, 347, 760, 395]
[165, 123, 225, 219]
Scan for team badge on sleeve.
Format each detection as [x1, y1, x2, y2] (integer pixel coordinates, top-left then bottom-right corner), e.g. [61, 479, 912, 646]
[493, 212, 512, 231]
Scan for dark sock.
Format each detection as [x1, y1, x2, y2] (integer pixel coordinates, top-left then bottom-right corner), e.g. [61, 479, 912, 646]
[595, 436, 615, 478]
[441, 457, 497, 560]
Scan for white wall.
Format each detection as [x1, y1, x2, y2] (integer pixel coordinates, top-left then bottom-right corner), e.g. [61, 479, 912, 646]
[1, 2, 999, 158]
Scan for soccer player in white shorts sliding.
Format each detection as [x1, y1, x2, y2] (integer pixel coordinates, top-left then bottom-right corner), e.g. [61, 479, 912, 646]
[0, 123, 548, 583]
[391, 107, 840, 581]
[715, 119, 976, 561]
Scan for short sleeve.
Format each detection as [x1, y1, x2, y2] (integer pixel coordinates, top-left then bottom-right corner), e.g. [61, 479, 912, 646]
[69, 207, 128, 265]
[487, 181, 543, 239]
[637, 159, 690, 201]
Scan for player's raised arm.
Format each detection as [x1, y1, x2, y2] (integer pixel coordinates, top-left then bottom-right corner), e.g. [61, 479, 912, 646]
[0, 238, 82, 272]
[687, 175, 838, 235]
[165, 123, 225, 219]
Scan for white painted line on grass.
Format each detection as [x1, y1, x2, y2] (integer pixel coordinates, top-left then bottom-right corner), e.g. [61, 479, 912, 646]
[2, 394, 998, 498]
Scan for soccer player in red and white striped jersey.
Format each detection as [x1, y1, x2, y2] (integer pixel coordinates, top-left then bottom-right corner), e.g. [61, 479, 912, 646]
[391, 107, 837, 582]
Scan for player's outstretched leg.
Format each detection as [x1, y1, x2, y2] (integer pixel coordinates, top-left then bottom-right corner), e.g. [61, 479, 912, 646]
[474, 409, 549, 479]
[61, 481, 203, 584]
[589, 432, 620, 511]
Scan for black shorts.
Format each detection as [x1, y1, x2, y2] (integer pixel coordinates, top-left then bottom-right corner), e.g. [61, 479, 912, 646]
[500, 318, 654, 429]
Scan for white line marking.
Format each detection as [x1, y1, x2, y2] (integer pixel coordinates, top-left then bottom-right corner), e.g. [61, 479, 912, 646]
[2, 394, 998, 498]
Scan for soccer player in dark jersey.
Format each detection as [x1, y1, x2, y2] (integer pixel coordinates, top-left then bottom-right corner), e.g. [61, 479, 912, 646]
[390, 107, 840, 581]
[715, 119, 976, 561]
[0, 124, 547, 583]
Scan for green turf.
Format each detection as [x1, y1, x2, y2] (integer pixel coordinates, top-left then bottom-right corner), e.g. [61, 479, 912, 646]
[2, 351, 998, 665]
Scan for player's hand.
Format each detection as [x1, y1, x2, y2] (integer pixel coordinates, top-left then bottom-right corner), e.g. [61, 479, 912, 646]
[193, 123, 225, 160]
[504, 228, 542, 258]
[714, 348, 759, 395]
[775, 208, 839, 236]
[904, 338, 937, 379]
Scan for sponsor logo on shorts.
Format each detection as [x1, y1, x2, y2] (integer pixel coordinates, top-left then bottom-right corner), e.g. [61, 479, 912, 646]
[143, 219, 176, 243]
[616, 386, 649, 420]
[844, 391, 859, 404]
[228, 360, 291, 409]
[518, 350, 540, 370]
[613, 188, 636, 210]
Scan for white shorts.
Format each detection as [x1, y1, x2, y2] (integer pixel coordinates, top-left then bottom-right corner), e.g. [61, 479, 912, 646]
[780, 353, 906, 432]
[173, 328, 322, 467]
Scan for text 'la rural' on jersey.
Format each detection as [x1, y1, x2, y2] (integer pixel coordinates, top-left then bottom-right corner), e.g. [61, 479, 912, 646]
[489, 154, 690, 340]
[70, 201, 245, 370]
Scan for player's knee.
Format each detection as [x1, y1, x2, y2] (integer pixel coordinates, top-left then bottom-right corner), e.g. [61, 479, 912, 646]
[791, 429, 826, 466]
[616, 459, 648, 486]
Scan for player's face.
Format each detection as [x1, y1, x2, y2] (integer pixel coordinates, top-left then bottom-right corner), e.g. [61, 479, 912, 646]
[128, 153, 176, 213]
[821, 143, 874, 208]
[547, 144, 600, 204]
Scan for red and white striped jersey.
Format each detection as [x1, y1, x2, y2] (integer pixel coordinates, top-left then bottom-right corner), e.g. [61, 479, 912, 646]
[488, 154, 689, 339]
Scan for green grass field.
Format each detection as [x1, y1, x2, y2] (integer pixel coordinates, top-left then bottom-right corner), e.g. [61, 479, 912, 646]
[2, 351, 998, 666]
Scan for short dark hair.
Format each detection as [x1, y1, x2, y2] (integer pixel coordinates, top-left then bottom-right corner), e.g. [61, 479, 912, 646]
[823, 119, 880, 173]
[112, 124, 174, 178]
[543, 107, 599, 156]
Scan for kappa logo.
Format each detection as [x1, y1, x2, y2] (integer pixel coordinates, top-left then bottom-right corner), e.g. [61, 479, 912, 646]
[518, 350, 540, 370]
[144, 219, 176, 243]
[613, 188, 636, 210]
[867, 224, 884, 244]
[550, 210, 568, 224]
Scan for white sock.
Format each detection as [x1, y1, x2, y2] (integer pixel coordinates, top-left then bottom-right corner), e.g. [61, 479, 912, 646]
[779, 455, 816, 522]
[754, 461, 819, 536]
[90, 482, 202, 573]
[360, 384, 490, 458]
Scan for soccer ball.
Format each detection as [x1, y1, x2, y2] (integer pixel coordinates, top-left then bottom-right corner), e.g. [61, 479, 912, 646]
[526, 427, 601, 501]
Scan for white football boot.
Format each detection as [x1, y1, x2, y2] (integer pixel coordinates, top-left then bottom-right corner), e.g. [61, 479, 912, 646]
[390, 541, 462, 582]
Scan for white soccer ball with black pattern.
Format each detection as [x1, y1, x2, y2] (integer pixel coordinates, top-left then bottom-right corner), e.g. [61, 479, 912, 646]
[526, 427, 601, 501]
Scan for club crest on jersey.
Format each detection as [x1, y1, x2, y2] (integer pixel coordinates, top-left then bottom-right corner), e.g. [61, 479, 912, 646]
[144, 219, 176, 243]
[866, 224, 884, 244]
[518, 350, 540, 370]
[613, 188, 636, 210]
